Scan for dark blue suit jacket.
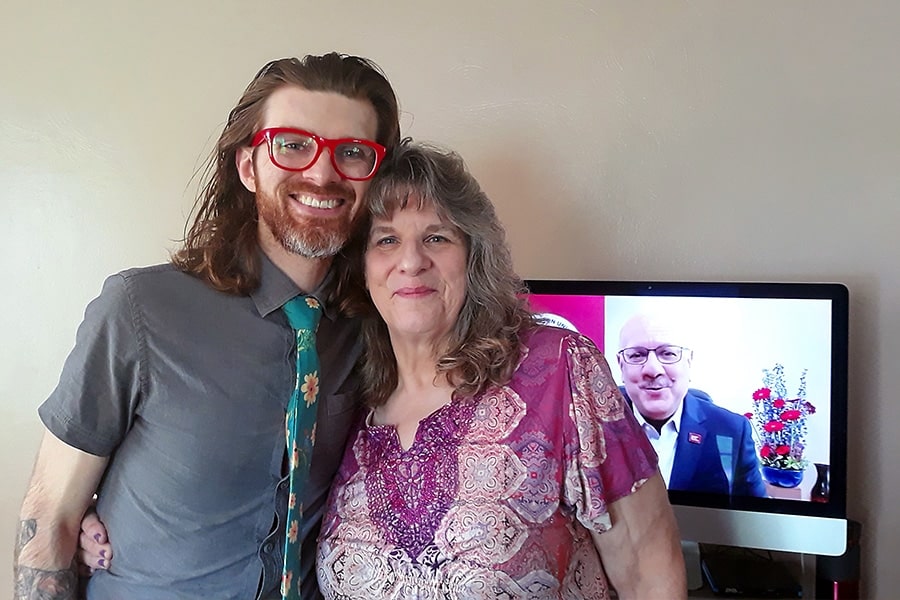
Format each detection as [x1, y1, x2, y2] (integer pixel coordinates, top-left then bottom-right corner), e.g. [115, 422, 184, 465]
[621, 388, 767, 498]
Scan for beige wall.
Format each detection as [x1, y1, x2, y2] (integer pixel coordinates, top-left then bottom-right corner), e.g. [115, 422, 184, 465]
[2, 1, 897, 596]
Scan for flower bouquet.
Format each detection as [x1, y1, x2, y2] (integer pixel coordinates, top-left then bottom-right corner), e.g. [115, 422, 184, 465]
[746, 363, 816, 487]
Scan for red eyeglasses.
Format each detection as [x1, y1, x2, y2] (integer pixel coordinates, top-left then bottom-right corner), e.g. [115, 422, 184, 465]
[251, 127, 386, 181]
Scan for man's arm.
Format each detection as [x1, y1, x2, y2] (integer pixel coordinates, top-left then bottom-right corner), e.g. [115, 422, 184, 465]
[592, 471, 687, 600]
[734, 418, 768, 497]
[15, 428, 108, 600]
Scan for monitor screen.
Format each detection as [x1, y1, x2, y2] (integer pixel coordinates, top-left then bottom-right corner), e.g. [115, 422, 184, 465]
[525, 280, 849, 555]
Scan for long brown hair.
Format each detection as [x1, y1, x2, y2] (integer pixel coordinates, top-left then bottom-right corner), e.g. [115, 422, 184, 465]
[341, 141, 536, 406]
[171, 54, 401, 296]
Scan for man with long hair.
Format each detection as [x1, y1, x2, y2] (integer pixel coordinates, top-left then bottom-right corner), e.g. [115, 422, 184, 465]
[15, 53, 400, 600]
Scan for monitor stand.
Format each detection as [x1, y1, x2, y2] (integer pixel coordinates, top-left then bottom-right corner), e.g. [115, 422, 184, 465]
[682, 540, 704, 590]
[700, 545, 802, 598]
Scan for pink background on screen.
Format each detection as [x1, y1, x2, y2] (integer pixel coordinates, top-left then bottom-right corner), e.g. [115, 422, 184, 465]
[527, 294, 607, 352]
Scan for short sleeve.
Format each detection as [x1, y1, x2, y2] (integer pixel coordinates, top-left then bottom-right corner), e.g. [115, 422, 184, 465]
[561, 333, 658, 534]
[38, 273, 144, 456]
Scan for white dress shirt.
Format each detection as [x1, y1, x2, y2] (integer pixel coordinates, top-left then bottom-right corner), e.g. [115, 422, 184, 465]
[630, 399, 685, 488]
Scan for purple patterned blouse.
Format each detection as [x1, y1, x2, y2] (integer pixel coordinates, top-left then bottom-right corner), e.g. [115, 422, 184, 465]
[317, 326, 658, 599]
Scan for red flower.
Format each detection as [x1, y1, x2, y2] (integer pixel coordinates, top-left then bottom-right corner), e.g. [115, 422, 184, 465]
[281, 571, 293, 595]
[744, 412, 753, 419]
[760, 445, 773, 458]
[753, 388, 771, 401]
[776, 445, 791, 455]
[773, 398, 785, 408]
[780, 409, 802, 421]
[764, 420, 784, 433]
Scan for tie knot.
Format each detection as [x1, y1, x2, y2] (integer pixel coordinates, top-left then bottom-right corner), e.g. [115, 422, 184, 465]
[282, 295, 322, 332]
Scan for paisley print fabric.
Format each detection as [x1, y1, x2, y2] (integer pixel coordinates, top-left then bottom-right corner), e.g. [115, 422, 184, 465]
[317, 326, 658, 599]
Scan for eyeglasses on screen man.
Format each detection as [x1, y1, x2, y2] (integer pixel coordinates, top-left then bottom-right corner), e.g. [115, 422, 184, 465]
[617, 345, 692, 365]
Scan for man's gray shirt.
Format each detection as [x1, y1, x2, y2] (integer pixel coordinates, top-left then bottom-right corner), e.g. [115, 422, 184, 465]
[39, 255, 361, 599]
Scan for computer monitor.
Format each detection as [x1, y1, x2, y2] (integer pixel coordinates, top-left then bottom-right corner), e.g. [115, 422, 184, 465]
[525, 280, 849, 556]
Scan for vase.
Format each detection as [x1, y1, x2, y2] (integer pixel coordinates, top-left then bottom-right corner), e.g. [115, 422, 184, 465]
[811, 463, 830, 502]
[762, 466, 804, 488]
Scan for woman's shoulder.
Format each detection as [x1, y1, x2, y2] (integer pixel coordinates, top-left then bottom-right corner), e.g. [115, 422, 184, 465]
[522, 323, 600, 352]
[512, 325, 605, 379]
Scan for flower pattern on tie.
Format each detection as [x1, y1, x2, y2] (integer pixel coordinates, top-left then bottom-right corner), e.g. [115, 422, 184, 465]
[280, 295, 322, 599]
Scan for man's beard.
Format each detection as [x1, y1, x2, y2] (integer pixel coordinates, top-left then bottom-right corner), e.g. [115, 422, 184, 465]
[256, 180, 357, 259]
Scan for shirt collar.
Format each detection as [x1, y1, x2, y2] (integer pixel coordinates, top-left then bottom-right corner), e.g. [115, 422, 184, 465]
[630, 395, 685, 434]
[250, 251, 337, 320]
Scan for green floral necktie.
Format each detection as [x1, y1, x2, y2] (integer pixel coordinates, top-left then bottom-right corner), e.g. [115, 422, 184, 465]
[280, 295, 322, 599]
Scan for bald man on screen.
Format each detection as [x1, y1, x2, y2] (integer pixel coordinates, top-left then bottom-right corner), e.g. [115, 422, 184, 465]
[615, 313, 767, 498]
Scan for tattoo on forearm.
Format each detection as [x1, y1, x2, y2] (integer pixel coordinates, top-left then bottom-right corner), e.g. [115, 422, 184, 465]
[15, 519, 36, 563]
[14, 567, 77, 600]
[14, 519, 77, 600]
